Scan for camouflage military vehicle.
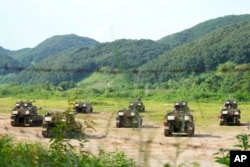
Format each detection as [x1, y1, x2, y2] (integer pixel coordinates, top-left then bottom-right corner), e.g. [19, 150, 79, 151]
[74, 100, 93, 113]
[128, 98, 145, 112]
[41, 111, 82, 138]
[163, 101, 195, 137]
[218, 98, 241, 126]
[116, 108, 142, 128]
[10, 100, 43, 126]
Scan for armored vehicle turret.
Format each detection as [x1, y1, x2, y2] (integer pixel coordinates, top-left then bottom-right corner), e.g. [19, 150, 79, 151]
[218, 98, 241, 125]
[116, 108, 142, 128]
[163, 101, 195, 137]
[128, 98, 145, 112]
[10, 100, 43, 126]
[74, 100, 93, 113]
[41, 111, 82, 138]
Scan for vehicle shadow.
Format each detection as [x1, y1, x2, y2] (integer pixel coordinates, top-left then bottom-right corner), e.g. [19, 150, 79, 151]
[240, 122, 250, 127]
[193, 133, 221, 138]
[166, 133, 221, 138]
[141, 125, 161, 129]
[219, 123, 250, 127]
[84, 133, 106, 139]
[75, 111, 101, 115]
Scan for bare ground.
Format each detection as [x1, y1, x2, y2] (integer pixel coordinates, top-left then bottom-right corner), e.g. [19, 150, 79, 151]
[1, 112, 250, 167]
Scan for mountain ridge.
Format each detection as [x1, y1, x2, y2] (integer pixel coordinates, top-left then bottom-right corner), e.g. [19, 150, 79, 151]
[0, 14, 250, 86]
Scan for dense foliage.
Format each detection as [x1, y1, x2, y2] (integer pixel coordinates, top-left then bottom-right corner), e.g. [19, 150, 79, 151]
[158, 14, 250, 49]
[7, 39, 167, 85]
[0, 54, 23, 75]
[0, 14, 250, 101]
[0, 135, 138, 167]
[140, 21, 250, 82]
[10, 34, 99, 66]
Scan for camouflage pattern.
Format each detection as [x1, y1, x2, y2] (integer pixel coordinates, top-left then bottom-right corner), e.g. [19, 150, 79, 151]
[74, 100, 93, 113]
[163, 101, 195, 137]
[10, 101, 43, 126]
[128, 98, 145, 112]
[218, 98, 241, 125]
[41, 111, 82, 138]
[116, 108, 142, 128]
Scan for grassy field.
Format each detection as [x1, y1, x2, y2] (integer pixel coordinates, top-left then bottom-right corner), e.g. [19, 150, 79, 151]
[1, 97, 250, 167]
[1, 97, 250, 126]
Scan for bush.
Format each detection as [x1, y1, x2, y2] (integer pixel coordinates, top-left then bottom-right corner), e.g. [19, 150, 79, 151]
[0, 135, 139, 167]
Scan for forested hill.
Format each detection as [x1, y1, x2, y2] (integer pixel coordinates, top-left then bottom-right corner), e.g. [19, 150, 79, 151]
[0, 54, 23, 75]
[9, 34, 100, 66]
[0, 46, 12, 56]
[157, 14, 250, 50]
[12, 39, 167, 85]
[0, 14, 250, 87]
[140, 20, 250, 82]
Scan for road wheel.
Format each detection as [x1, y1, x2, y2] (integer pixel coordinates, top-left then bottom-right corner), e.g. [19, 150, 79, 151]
[86, 107, 92, 113]
[187, 124, 194, 137]
[164, 128, 171, 137]
[236, 120, 241, 126]
[137, 118, 142, 128]
[116, 117, 121, 128]
[187, 128, 194, 137]
[42, 131, 49, 138]
[28, 120, 33, 127]
[11, 122, 16, 127]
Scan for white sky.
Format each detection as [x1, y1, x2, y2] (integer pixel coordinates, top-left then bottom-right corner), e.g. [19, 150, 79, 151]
[1, 0, 249, 50]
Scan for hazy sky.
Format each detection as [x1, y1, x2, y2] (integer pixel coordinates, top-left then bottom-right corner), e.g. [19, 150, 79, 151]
[1, 0, 249, 50]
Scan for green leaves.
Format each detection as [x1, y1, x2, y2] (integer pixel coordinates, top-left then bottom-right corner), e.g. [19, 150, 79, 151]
[214, 133, 250, 166]
[0, 134, 139, 167]
[213, 148, 230, 166]
[234, 134, 250, 151]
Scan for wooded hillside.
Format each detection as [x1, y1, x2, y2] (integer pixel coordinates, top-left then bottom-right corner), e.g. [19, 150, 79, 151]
[0, 14, 249, 99]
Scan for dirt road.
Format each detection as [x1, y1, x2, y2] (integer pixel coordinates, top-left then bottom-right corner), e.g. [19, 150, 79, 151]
[1, 112, 249, 167]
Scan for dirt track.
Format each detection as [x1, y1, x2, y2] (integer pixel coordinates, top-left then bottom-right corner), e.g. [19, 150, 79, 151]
[1, 112, 250, 167]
